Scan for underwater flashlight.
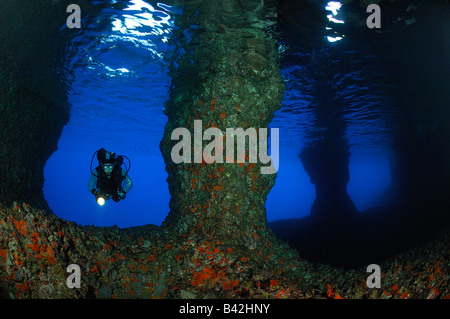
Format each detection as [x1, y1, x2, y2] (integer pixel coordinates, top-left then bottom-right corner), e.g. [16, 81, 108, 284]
[97, 196, 105, 206]
[95, 192, 106, 206]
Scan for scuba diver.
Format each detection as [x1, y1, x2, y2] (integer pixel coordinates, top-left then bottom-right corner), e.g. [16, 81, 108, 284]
[88, 148, 133, 206]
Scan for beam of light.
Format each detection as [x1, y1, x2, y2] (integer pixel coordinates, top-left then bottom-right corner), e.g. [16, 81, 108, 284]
[327, 36, 343, 42]
[325, 1, 345, 42]
[97, 197, 106, 206]
[325, 1, 342, 16]
[86, 0, 173, 78]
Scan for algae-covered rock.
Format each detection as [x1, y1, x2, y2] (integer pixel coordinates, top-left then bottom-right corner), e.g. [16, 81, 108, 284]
[0, 0, 449, 300]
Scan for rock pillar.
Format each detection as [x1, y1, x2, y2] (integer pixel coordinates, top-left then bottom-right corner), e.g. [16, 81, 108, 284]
[160, 0, 285, 245]
[300, 140, 357, 222]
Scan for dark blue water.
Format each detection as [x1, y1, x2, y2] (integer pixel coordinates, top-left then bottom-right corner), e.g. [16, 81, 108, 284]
[43, 0, 443, 228]
[45, 0, 174, 227]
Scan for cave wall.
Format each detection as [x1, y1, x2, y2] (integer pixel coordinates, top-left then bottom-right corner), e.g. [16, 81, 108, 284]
[1, 201, 448, 299]
[0, 0, 72, 208]
[0, 0, 448, 299]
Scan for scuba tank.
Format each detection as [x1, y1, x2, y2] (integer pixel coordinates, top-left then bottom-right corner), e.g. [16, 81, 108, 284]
[90, 148, 131, 178]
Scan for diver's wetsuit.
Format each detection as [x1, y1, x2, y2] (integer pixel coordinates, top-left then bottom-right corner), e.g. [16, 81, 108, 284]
[88, 165, 133, 202]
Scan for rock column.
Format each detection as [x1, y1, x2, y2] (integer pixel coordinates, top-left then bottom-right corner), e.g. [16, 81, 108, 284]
[160, 0, 285, 246]
[300, 140, 357, 222]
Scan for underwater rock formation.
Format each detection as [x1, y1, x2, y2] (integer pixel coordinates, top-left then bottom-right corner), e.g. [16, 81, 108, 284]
[300, 142, 357, 222]
[0, 0, 449, 299]
[159, 0, 285, 249]
[1, 202, 449, 299]
[0, 0, 303, 299]
[0, 0, 72, 208]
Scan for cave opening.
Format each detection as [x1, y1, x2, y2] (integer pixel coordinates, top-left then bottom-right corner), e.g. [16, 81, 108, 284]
[41, 0, 397, 233]
[1, 0, 450, 299]
[43, 0, 174, 227]
[41, 0, 448, 253]
[266, 0, 450, 268]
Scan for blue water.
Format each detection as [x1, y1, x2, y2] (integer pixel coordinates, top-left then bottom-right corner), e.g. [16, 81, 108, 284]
[44, 0, 395, 227]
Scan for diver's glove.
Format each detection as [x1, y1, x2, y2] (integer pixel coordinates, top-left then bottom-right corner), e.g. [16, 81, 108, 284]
[91, 189, 98, 195]
[117, 190, 126, 200]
